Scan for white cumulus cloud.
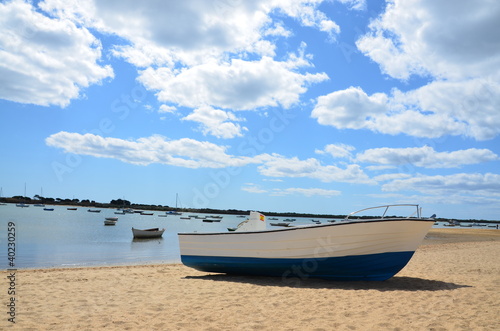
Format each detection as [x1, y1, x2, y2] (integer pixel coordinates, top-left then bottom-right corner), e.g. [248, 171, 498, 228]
[45, 132, 258, 168]
[139, 56, 328, 111]
[315, 143, 356, 159]
[0, 0, 113, 107]
[158, 105, 177, 114]
[182, 106, 247, 139]
[356, 146, 498, 168]
[311, 87, 388, 130]
[382, 173, 500, 198]
[314, 0, 500, 140]
[257, 154, 374, 184]
[356, 0, 500, 81]
[35, 0, 334, 114]
[242, 184, 341, 197]
[271, 187, 341, 197]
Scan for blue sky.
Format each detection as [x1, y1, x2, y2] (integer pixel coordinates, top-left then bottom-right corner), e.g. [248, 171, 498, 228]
[1, 0, 499, 219]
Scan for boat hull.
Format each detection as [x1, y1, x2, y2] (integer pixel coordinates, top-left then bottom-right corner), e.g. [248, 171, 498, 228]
[179, 219, 434, 281]
[182, 251, 415, 281]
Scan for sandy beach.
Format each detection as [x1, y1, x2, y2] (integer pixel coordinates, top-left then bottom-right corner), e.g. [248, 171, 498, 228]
[3, 228, 499, 330]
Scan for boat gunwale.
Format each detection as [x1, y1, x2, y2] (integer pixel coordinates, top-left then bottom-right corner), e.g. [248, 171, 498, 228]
[178, 217, 435, 236]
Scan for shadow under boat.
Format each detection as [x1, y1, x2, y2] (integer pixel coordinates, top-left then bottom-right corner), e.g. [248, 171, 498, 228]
[183, 273, 471, 292]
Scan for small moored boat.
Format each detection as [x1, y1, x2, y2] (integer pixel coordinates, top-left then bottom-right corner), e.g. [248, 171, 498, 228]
[178, 205, 435, 281]
[166, 211, 182, 215]
[132, 227, 165, 239]
[104, 217, 118, 225]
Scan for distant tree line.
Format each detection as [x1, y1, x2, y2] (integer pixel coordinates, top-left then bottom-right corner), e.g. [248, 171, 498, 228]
[4, 195, 97, 206]
[109, 199, 131, 207]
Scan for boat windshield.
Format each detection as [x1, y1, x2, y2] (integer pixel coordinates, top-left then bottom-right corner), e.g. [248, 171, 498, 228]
[344, 204, 421, 221]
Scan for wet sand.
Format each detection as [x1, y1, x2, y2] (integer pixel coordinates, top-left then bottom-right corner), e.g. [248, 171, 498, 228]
[3, 228, 499, 330]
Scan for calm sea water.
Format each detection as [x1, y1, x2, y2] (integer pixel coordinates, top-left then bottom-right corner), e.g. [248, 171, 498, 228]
[0, 204, 244, 269]
[0, 204, 496, 269]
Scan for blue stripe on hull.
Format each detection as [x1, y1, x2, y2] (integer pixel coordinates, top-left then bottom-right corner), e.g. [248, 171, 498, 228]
[181, 251, 415, 281]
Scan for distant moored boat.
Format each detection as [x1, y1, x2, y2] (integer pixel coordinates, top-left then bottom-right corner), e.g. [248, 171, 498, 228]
[132, 227, 165, 239]
[104, 217, 118, 225]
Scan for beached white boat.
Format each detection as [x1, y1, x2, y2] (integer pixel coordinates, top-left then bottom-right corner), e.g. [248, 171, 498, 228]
[104, 217, 118, 225]
[178, 205, 435, 281]
[132, 227, 165, 239]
